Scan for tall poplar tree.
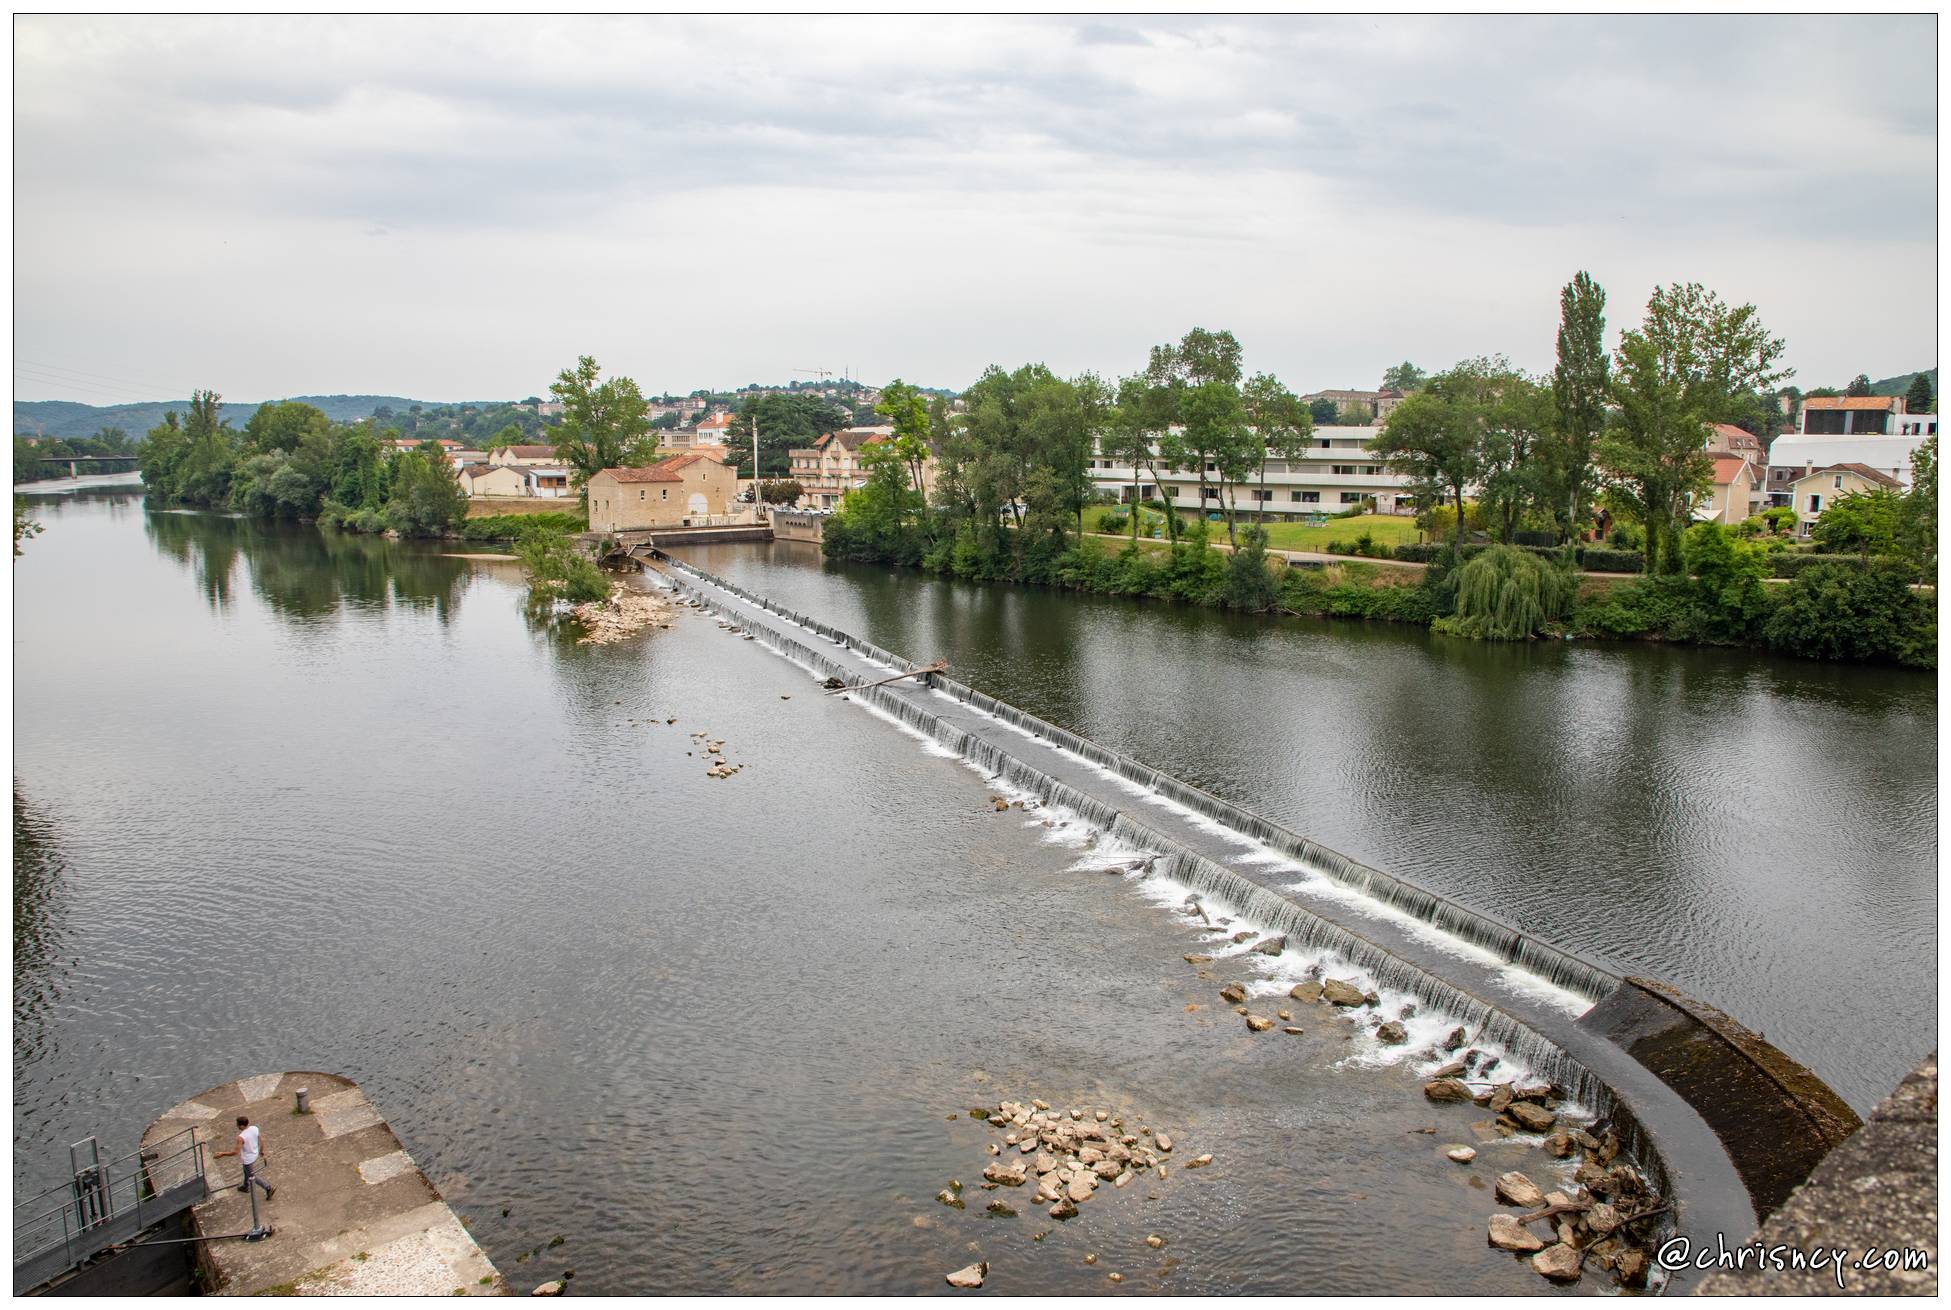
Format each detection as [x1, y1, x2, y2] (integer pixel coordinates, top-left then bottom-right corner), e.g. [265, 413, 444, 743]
[1549, 272, 1608, 536]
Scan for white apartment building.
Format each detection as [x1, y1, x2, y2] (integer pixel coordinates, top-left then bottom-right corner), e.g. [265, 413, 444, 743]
[1089, 426, 1414, 519]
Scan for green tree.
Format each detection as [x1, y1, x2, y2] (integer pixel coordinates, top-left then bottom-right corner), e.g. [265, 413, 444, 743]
[1845, 373, 1874, 398]
[384, 443, 467, 537]
[1104, 374, 1180, 545]
[1308, 398, 1339, 426]
[1380, 361, 1427, 393]
[1371, 382, 1483, 554]
[242, 400, 332, 455]
[1905, 372, 1935, 414]
[549, 356, 655, 492]
[1243, 372, 1313, 525]
[874, 380, 938, 506]
[1433, 544, 1575, 640]
[1813, 488, 1907, 560]
[1600, 284, 1790, 574]
[1904, 435, 1936, 573]
[1548, 271, 1609, 535]
[1448, 357, 1552, 544]
[726, 392, 849, 477]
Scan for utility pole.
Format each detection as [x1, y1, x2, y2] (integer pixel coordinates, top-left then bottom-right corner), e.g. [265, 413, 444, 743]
[752, 414, 761, 522]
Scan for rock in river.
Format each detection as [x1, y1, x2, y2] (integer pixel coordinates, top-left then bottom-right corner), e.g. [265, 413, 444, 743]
[983, 1161, 1027, 1186]
[1289, 981, 1323, 1003]
[1321, 978, 1365, 1007]
[1245, 1014, 1274, 1032]
[1375, 1020, 1407, 1045]
[1423, 1078, 1474, 1103]
[1446, 1146, 1477, 1164]
[1507, 1102, 1555, 1133]
[1531, 1244, 1583, 1282]
[1495, 1171, 1546, 1208]
[1487, 1214, 1543, 1253]
[946, 1262, 988, 1289]
[1251, 935, 1286, 955]
[1218, 983, 1247, 1004]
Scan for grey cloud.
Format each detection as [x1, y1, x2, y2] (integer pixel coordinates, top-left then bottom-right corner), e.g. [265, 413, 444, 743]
[11, 14, 1936, 396]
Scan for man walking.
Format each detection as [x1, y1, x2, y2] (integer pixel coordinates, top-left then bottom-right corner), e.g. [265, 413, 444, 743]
[215, 1115, 275, 1201]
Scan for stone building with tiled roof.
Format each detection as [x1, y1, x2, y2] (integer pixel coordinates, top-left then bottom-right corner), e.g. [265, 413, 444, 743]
[587, 453, 738, 532]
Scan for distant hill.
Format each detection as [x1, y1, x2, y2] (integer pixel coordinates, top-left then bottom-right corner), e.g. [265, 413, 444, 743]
[1864, 369, 1937, 400]
[14, 394, 440, 439]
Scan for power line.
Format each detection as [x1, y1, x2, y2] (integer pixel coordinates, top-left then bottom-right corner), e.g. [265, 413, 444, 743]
[13, 371, 168, 407]
[15, 358, 193, 398]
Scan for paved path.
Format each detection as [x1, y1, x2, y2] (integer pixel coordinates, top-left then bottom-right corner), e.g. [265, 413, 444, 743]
[143, 1072, 506, 1296]
[1695, 1054, 1936, 1295]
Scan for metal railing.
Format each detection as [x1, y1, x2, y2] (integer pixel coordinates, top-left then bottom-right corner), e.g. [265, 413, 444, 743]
[13, 1128, 207, 1291]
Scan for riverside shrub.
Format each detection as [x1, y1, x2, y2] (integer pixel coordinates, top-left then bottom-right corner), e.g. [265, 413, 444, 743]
[1765, 560, 1935, 666]
[516, 532, 609, 606]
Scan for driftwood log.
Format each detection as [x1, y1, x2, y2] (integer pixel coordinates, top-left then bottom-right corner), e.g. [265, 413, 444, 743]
[827, 659, 948, 694]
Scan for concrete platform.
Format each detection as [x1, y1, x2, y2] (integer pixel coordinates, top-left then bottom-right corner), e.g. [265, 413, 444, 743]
[143, 1072, 506, 1296]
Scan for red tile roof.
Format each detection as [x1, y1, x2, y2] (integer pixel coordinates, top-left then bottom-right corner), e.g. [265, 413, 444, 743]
[598, 452, 724, 483]
[1803, 396, 1898, 411]
[1710, 423, 1762, 448]
[499, 444, 558, 458]
[1709, 454, 1752, 485]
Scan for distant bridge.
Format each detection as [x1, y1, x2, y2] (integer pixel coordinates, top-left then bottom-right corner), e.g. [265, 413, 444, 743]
[26, 454, 140, 479]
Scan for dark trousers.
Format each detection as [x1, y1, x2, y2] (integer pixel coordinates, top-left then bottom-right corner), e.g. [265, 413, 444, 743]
[241, 1159, 271, 1196]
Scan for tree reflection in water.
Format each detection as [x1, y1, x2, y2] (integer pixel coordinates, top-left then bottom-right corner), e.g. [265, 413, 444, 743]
[142, 509, 470, 624]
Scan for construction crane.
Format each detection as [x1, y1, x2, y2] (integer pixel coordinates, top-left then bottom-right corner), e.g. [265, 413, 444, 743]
[794, 368, 834, 383]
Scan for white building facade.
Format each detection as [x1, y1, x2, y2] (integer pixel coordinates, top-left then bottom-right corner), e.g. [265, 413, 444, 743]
[1088, 427, 1415, 520]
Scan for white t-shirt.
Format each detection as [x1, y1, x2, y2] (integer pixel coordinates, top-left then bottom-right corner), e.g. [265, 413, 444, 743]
[238, 1125, 261, 1165]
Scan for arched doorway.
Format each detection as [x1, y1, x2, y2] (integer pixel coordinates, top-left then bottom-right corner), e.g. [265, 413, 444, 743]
[687, 492, 708, 517]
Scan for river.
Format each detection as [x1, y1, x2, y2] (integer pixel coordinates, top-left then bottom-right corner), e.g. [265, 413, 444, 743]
[16, 492, 1611, 1295]
[670, 539, 1938, 1117]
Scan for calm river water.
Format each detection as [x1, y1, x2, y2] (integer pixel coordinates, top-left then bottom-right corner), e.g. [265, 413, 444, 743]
[673, 539, 1938, 1117]
[19, 492, 1640, 1295]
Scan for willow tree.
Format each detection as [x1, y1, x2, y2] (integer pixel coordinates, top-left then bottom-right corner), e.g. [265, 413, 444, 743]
[1434, 544, 1576, 640]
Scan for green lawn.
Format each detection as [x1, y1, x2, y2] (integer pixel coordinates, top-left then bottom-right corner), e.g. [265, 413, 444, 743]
[1086, 506, 1424, 554]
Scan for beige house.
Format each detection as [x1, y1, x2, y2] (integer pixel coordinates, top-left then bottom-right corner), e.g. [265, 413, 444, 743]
[1789, 463, 1903, 538]
[587, 453, 739, 532]
[461, 463, 529, 498]
[1704, 423, 1765, 461]
[1693, 454, 1757, 526]
[490, 444, 561, 468]
[786, 426, 940, 510]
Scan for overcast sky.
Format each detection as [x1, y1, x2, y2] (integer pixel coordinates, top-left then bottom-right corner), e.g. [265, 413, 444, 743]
[13, 14, 1937, 406]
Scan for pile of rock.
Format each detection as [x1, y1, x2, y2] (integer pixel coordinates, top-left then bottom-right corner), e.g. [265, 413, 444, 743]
[572, 585, 673, 645]
[1482, 1161, 1662, 1287]
[953, 1099, 1191, 1222]
[691, 731, 742, 779]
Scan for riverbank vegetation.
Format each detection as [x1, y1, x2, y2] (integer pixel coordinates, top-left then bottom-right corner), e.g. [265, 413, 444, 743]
[138, 392, 469, 537]
[826, 278, 1935, 667]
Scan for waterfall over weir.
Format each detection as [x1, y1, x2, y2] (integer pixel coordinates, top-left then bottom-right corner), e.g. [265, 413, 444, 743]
[644, 552, 1865, 1280]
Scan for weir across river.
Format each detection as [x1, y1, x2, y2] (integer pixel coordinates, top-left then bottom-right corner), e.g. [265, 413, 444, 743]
[646, 551, 1866, 1288]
